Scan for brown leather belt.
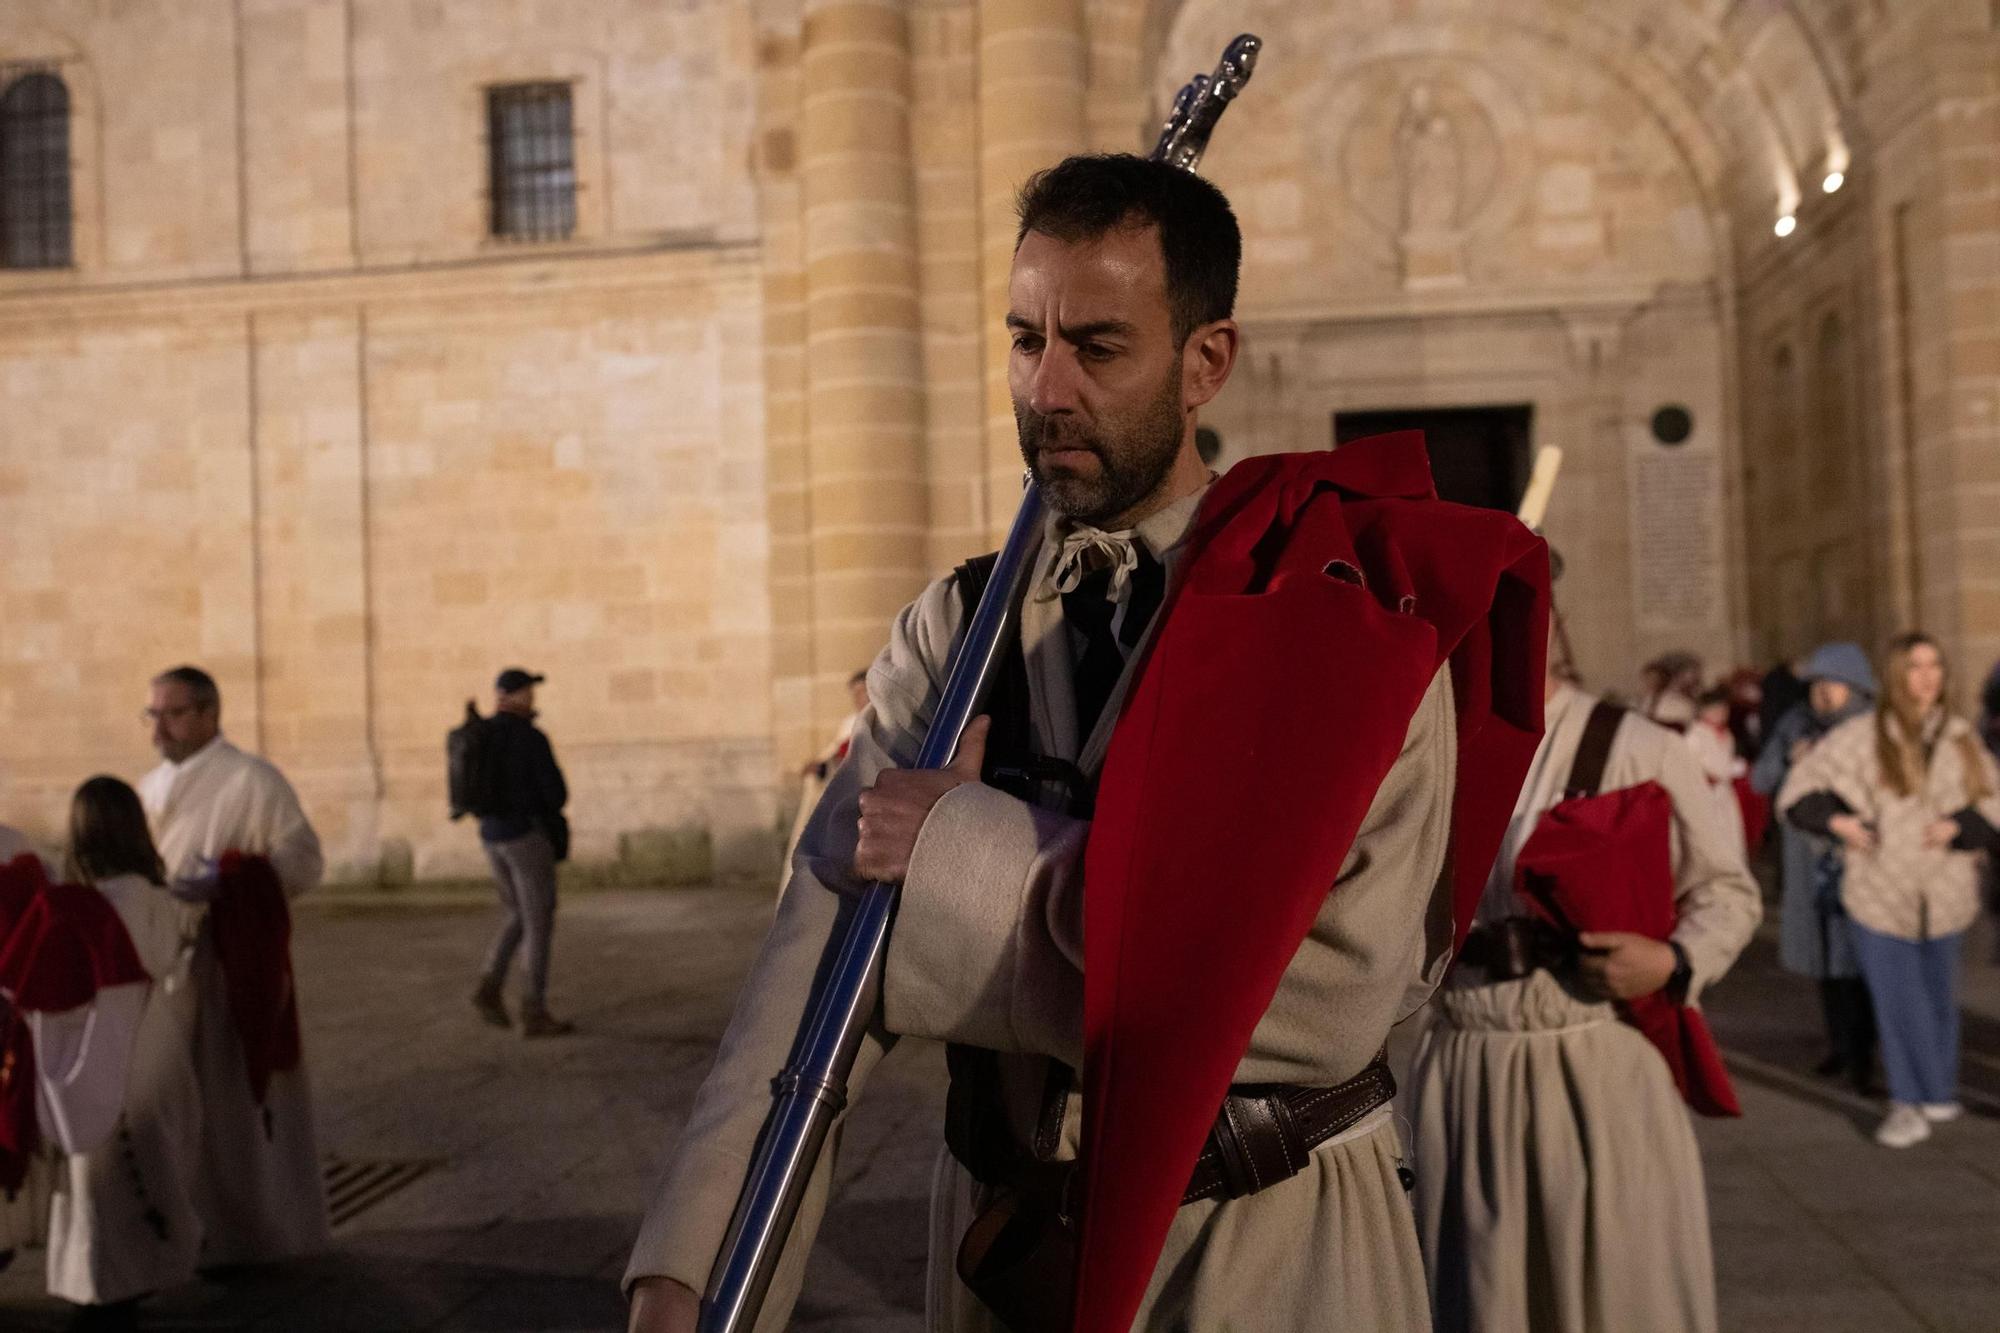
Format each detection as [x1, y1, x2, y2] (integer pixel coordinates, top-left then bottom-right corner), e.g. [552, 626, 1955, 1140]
[1180, 1051, 1397, 1204]
[945, 1050, 1399, 1207]
[951, 1052, 1399, 1332]
[1459, 915, 1576, 982]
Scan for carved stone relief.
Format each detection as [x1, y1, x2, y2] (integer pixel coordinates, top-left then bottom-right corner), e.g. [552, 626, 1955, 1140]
[1308, 57, 1529, 290]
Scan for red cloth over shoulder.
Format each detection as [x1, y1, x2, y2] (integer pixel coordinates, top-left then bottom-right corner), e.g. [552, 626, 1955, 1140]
[0, 855, 150, 1191]
[1074, 434, 1550, 1331]
[209, 851, 303, 1105]
[1513, 782, 1741, 1117]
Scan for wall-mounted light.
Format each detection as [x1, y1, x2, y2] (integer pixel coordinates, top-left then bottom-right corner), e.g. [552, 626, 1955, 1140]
[1774, 214, 1798, 238]
[1820, 135, 1851, 197]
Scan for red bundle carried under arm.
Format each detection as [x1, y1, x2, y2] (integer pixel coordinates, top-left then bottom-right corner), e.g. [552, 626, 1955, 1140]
[209, 851, 304, 1105]
[1513, 782, 1741, 1117]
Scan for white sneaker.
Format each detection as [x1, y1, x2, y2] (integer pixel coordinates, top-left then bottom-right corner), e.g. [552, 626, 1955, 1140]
[1875, 1103, 1933, 1148]
[1920, 1101, 1964, 1123]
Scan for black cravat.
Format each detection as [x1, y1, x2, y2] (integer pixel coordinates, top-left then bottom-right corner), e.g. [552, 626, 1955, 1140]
[1061, 545, 1165, 742]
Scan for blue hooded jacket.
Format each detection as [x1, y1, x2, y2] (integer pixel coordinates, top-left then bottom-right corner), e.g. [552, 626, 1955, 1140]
[1798, 641, 1877, 698]
[1754, 641, 1879, 977]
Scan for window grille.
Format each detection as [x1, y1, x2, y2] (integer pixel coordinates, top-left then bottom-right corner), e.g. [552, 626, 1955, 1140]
[0, 69, 72, 269]
[487, 82, 576, 242]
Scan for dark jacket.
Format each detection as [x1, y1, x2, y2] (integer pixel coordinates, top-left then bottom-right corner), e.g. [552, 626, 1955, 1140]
[478, 711, 569, 857]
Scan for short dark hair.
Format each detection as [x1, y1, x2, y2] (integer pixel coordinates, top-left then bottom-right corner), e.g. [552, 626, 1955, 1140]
[1015, 153, 1240, 345]
[153, 664, 220, 712]
[66, 775, 166, 886]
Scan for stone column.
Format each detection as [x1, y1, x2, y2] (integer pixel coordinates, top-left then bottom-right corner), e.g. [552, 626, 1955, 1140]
[976, 0, 1088, 543]
[799, 0, 929, 731]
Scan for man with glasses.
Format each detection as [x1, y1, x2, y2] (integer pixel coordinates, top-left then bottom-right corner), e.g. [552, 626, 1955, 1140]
[137, 664, 330, 1268]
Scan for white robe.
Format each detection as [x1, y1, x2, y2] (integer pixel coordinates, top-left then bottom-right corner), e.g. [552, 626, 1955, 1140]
[46, 873, 203, 1305]
[138, 736, 330, 1265]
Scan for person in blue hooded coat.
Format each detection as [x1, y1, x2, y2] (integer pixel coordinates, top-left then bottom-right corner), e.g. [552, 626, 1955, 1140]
[1751, 642, 1879, 1089]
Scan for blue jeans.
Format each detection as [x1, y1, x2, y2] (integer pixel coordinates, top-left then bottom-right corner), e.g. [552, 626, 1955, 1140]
[1849, 921, 1962, 1105]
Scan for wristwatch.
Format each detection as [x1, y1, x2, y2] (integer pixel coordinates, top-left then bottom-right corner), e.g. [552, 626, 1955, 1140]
[1665, 940, 1693, 1004]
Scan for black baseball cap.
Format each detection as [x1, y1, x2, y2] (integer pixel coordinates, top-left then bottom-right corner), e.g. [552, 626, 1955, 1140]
[495, 668, 545, 693]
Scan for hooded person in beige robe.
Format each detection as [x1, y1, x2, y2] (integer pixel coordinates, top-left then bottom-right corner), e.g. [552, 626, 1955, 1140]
[135, 666, 330, 1267]
[627, 156, 1457, 1333]
[1410, 652, 1761, 1333]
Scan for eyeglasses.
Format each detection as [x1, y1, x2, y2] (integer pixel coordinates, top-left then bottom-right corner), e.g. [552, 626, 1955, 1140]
[140, 704, 204, 725]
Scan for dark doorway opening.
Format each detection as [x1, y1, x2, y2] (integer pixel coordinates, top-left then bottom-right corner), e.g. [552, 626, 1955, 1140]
[1333, 404, 1534, 513]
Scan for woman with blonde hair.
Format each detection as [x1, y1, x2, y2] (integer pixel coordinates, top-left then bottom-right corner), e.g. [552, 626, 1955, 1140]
[1778, 633, 2000, 1147]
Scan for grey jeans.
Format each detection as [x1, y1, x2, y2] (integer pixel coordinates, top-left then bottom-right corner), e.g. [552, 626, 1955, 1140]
[480, 829, 558, 1011]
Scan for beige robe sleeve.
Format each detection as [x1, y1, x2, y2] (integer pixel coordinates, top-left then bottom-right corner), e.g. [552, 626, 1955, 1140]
[623, 574, 967, 1318]
[884, 783, 1086, 1067]
[1640, 723, 1763, 1003]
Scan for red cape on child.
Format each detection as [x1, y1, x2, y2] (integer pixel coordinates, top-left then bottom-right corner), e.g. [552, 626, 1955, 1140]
[0, 855, 149, 1191]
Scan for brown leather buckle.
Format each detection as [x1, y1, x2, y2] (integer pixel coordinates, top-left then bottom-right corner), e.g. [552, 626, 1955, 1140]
[1182, 1052, 1397, 1205]
[1210, 1090, 1305, 1199]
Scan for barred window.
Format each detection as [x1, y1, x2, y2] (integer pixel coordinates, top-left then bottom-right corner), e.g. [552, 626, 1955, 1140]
[487, 83, 576, 242]
[0, 70, 72, 269]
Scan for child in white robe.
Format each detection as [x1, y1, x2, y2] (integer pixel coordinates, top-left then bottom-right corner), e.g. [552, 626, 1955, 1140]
[46, 777, 203, 1327]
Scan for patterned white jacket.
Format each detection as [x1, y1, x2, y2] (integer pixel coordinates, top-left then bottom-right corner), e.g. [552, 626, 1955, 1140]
[1778, 710, 2000, 940]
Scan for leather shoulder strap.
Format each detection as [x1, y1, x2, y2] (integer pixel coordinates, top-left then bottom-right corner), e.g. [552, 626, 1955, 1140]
[954, 551, 1000, 608]
[952, 551, 1035, 779]
[1564, 701, 1626, 799]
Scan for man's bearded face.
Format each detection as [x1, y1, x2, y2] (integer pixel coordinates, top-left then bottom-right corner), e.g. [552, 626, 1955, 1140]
[1015, 361, 1183, 525]
[1005, 225, 1190, 528]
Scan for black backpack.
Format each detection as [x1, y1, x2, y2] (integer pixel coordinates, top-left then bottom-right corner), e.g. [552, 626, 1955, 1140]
[446, 702, 501, 820]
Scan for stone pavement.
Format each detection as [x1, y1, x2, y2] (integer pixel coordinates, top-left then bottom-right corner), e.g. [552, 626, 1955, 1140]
[1, 887, 1997, 1331]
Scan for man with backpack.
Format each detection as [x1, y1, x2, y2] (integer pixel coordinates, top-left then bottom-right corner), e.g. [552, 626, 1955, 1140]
[466, 667, 574, 1037]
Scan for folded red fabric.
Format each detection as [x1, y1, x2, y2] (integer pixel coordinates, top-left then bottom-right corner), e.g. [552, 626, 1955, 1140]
[1075, 433, 1551, 1331]
[208, 851, 303, 1105]
[1514, 781, 1742, 1118]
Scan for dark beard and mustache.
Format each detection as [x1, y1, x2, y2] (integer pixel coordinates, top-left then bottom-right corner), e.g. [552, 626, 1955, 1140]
[1014, 367, 1186, 525]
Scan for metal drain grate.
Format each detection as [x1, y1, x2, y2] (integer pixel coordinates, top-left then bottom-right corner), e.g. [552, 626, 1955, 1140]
[322, 1156, 439, 1228]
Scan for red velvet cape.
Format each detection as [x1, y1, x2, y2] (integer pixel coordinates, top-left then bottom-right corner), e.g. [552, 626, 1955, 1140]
[1075, 434, 1550, 1330]
[208, 851, 304, 1105]
[0, 854, 150, 1191]
[1514, 782, 1742, 1117]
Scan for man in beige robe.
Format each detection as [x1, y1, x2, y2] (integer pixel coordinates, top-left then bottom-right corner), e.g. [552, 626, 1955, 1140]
[628, 155, 1457, 1332]
[137, 665, 330, 1267]
[1410, 659, 1762, 1333]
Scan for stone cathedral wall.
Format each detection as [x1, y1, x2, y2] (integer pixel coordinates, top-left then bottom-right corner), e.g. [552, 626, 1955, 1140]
[3, 0, 1997, 880]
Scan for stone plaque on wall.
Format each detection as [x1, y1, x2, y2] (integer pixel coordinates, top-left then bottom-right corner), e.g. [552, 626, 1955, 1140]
[1631, 447, 1723, 628]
